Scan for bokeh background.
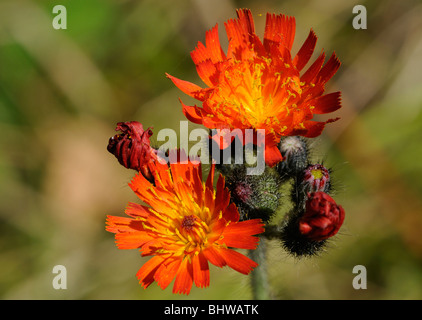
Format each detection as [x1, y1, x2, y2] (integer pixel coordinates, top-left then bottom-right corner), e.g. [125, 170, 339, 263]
[1, 0, 422, 300]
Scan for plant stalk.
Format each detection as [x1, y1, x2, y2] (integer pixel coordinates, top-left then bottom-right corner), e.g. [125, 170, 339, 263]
[249, 237, 270, 300]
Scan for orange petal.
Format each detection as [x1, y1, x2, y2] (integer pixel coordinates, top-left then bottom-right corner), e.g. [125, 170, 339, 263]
[221, 202, 240, 223]
[301, 51, 326, 84]
[311, 92, 342, 114]
[264, 12, 296, 51]
[204, 188, 215, 221]
[225, 9, 256, 60]
[218, 248, 258, 275]
[213, 174, 230, 217]
[205, 24, 226, 63]
[191, 24, 226, 65]
[129, 172, 153, 198]
[202, 246, 227, 268]
[315, 52, 341, 85]
[124, 202, 152, 219]
[194, 60, 219, 87]
[207, 218, 228, 243]
[166, 73, 205, 100]
[136, 256, 165, 289]
[151, 161, 173, 190]
[191, 163, 205, 206]
[105, 215, 143, 233]
[192, 252, 210, 289]
[293, 29, 317, 71]
[236, 8, 255, 34]
[201, 114, 230, 130]
[115, 231, 155, 250]
[265, 143, 283, 168]
[180, 100, 204, 125]
[294, 118, 340, 138]
[221, 219, 264, 249]
[173, 257, 194, 294]
[205, 163, 215, 190]
[154, 257, 182, 290]
[139, 239, 165, 256]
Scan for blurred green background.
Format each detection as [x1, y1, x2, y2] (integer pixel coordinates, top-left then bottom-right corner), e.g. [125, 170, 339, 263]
[1, 0, 422, 300]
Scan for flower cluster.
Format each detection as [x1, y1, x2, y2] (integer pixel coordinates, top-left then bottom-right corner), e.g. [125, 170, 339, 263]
[106, 8, 345, 295]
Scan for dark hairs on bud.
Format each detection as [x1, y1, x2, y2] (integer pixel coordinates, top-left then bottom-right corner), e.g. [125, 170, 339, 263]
[279, 210, 327, 258]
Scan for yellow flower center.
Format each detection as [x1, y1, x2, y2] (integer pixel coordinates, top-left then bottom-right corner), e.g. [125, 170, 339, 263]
[176, 213, 210, 254]
[166, 191, 215, 255]
[311, 168, 324, 179]
[212, 58, 302, 129]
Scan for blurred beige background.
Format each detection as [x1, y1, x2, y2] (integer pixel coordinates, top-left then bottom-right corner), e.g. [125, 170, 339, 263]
[1, 0, 422, 299]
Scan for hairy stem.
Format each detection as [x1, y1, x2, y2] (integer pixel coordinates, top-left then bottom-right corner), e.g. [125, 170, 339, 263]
[249, 237, 270, 300]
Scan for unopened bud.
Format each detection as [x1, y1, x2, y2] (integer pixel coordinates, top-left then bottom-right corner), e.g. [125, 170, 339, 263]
[303, 164, 330, 193]
[279, 191, 345, 257]
[299, 192, 345, 241]
[225, 166, 281, 222]
[277, 136, 308, 178]
[107, 121, 157, 181]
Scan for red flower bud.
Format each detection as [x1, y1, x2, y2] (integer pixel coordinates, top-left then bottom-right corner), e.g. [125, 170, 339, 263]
[303, 164, 330, 193]
[107, 121, 157, 181]
[299, 192, 345, 241]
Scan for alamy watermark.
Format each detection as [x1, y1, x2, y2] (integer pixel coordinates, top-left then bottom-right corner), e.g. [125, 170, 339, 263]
[156, 121, 266, 175]
[352, 5, 367, 30]
[352, 265, 367, 290]
[52, 5, 67, 30]
[53, 5, 368, 31]
[52, 265, 67, 290]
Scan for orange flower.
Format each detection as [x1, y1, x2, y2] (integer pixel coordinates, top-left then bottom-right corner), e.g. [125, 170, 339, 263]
[106, 157, 264, 294]
[167, 9, 341, 167]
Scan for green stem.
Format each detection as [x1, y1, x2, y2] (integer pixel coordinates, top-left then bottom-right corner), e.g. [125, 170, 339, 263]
[249, 237, 270, 300]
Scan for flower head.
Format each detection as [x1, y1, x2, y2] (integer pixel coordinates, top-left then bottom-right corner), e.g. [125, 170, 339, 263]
[299, 191, 345, 241]
[107, 121, 157, 181]
[106, 156, 264, 294]
[167, 8, 341, 167]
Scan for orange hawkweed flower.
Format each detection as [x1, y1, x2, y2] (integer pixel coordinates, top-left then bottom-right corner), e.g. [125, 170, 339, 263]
[167, 9, 342, 167]
[106, 157, 264, 295]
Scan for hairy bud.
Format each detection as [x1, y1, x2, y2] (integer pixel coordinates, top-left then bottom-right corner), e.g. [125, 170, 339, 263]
[299, 192, 345, 241]
[279, 192, 345, 257]
[225, 166, 282, 222]
[277, 136, 309, 178]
